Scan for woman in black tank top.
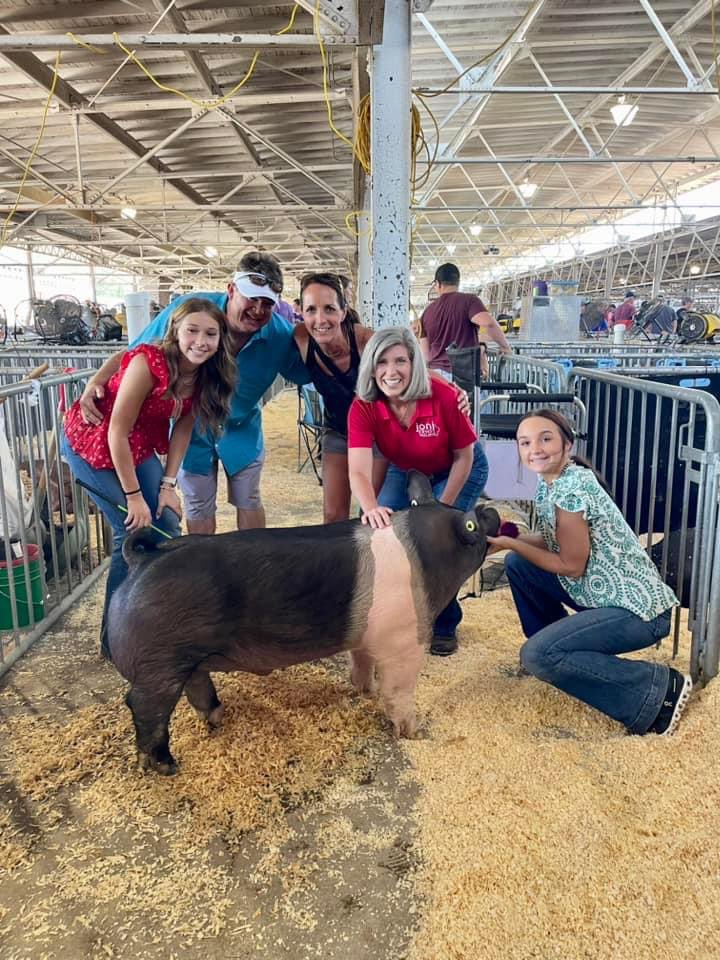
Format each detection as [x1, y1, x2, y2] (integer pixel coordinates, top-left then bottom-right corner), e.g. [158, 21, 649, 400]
[293, 273, 470, 524]
[293, 273, 384, 523]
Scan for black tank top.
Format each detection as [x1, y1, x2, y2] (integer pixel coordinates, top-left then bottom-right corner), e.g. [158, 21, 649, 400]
[305, 322, 361, 436]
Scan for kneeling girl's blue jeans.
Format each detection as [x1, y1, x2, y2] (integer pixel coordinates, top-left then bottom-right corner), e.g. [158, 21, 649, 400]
[61, 432, 182, 649]
[504, 551, 672, 734]
[378, 441, 489, 638]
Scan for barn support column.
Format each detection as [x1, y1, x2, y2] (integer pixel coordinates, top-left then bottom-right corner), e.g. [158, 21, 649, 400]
[357, 197, 373, 325]
[352, 35, 372, 326]
[26, 246, 36, 302]
[603, 254, 615, 299]
[651, 240, 663, 297]
[158, 276, 173, 306]
[370, 0, 411, 328]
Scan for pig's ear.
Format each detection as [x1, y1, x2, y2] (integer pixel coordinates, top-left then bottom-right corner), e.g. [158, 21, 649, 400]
[406, 470, 433, 506]
[477, 505, 501, 537]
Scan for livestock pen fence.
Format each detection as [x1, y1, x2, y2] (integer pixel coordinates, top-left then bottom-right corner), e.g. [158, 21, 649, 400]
[0, 342, 125, 371]
[0, 368, 110, 678]
[480, 346, 720, 685]
[568, 370, 720, 685]
[509, 339, 720, 360]
[488, 347, 720, 395]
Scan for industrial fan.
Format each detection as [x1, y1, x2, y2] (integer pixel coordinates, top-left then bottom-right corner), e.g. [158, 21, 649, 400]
[32, 295, 89, 344]
[677, 310, 720, 343]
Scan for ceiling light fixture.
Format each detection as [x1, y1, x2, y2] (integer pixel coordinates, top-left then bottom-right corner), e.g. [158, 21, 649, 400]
[470, 224, 482, 236]
[204, 245, 218, 258]
[690, 264, 701, 275]
[610, 94, 638, 127]
[120, 205, 137, 220]
[446, 243, 456, 254]
[518, 179, 538, 199]
[429, 258, 438, 267]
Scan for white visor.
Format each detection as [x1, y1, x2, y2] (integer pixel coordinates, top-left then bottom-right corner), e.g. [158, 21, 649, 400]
[233, 271, 279, 305]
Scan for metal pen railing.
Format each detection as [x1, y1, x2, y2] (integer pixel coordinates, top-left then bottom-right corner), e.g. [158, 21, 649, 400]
[491, 353, 569, 392]
[568, 368, 720, 684]
[0, 342, 124, 371]
[0, 370, 111, 678]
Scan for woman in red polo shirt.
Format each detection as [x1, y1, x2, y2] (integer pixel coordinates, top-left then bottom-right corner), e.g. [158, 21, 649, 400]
[347, 325, 488, 655]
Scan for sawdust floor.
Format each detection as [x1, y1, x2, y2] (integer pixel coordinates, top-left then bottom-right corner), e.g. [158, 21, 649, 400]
[2, 387, 719, 960]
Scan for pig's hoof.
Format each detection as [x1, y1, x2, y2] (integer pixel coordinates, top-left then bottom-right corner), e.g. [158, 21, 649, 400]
[350, 672, 376, 696]
[207, 704, 225, 728]
[393, 719, 418, 740]
[137, 750, 178, 777]
[154, 758, 178, 776]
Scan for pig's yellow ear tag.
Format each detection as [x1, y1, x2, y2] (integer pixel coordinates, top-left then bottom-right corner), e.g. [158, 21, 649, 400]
[465, 519, 477, 532]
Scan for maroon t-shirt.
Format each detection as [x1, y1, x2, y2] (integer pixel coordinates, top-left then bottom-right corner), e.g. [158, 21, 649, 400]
[419, 292, 487, 373]
[614, 300, 636, 325]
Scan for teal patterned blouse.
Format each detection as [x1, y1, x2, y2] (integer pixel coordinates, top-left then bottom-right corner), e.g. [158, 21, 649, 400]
[535, 464, 678, 621]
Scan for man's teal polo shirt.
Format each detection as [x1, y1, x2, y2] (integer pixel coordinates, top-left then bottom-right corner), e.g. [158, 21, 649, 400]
[131, 291, 310, 476]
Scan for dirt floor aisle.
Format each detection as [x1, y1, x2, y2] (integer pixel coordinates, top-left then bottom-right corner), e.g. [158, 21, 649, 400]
[2, 388, 719, 960]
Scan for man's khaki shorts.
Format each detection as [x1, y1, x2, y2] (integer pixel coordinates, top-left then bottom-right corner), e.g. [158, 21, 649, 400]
[178, 454, 265, 519]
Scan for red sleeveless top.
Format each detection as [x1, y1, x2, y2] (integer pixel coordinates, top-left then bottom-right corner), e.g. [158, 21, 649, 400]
[64, 344, 195, 469]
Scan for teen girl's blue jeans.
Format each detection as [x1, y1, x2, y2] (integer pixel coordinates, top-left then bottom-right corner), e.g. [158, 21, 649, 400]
[504, 551, 672, 734]
[378, 441, 489, 638]
[61, 432, 182, 654]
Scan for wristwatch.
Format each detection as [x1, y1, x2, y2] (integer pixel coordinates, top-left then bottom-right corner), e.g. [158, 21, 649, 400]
[160, 475, 178, 488]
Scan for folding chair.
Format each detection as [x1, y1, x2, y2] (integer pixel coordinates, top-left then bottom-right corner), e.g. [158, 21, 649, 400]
[445, 342, 487, 423]
[297, 384, 324, 484]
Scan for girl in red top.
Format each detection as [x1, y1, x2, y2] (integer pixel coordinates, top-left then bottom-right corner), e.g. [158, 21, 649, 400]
[347, 326, 488, 656]
[62, 297, 235, 659]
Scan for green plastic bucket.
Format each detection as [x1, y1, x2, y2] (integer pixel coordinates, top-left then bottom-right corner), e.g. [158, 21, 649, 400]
[0, 544, 45, 629]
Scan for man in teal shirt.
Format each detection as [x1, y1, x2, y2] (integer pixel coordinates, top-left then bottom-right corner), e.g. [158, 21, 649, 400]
[79, 251, 310, 533]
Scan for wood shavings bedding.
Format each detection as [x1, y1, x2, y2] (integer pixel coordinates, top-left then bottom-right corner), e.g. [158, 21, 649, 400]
[0, 808, 36, 871]
[1, 662, 387, 949]
[4, 664, 383, 840]
[405, 591, 720, 960]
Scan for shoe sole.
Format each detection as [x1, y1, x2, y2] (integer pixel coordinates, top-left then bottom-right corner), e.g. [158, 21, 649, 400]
[659, 673, 692, 737]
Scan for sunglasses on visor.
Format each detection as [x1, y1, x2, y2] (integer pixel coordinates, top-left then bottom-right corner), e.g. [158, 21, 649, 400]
[236, 271, 283, 294]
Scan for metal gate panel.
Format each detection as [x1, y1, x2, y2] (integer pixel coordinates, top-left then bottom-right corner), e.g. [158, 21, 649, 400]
[569, 368, 720, 684]
[0, 370, 111, 679]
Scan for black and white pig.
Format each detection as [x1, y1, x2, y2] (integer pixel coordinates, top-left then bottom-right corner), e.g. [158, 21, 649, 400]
[107, 472, 500, 775]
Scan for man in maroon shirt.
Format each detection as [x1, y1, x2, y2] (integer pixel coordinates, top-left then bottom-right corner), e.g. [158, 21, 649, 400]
[419, 263, 511, 377]
[613, 290, 637, 328]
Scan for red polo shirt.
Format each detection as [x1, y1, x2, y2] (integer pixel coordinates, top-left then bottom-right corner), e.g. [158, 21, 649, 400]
[347, 377, 477, 476]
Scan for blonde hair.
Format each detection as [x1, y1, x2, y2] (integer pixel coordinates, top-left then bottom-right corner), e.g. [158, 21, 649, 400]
[355, 326, 431, 402]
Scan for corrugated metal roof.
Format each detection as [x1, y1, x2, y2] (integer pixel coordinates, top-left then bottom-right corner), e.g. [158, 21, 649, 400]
[0, 0, 717, 293]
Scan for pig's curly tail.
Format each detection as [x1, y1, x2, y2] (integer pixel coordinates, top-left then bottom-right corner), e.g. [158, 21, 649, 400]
[122, 529, 166, 567]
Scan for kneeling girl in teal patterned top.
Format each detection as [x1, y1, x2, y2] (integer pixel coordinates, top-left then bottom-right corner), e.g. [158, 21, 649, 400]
[487, 408, 692, 737]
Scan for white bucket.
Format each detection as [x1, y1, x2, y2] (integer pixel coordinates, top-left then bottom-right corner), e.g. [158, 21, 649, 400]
[125, 292, 153, 343]
[613, 323, 626, 345]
